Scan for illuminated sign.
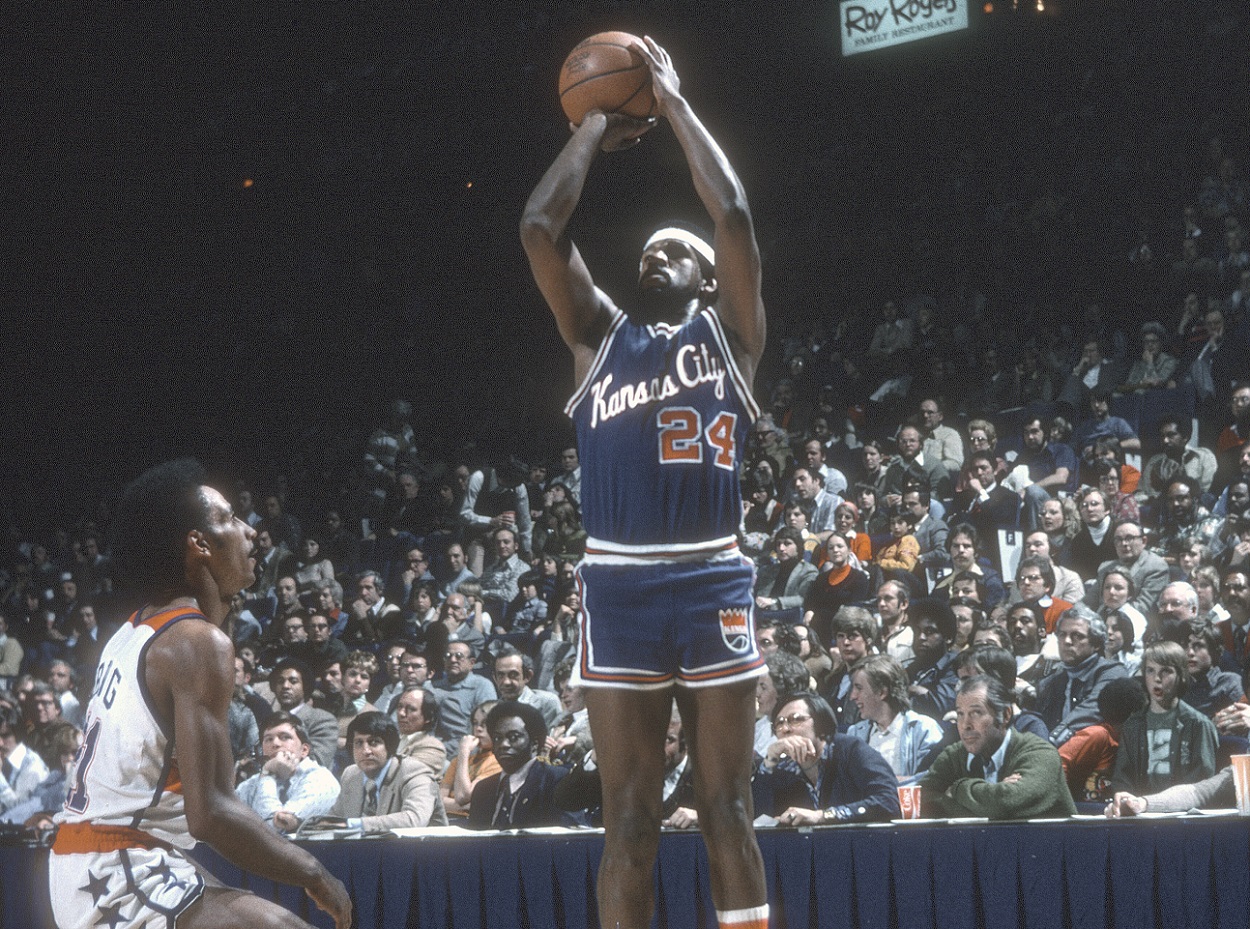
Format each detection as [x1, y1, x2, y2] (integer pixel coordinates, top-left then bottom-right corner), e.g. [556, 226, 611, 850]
[839, 0, 969, 56]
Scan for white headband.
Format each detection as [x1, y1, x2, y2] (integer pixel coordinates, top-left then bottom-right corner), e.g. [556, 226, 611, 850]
[644, 227, 715, 268]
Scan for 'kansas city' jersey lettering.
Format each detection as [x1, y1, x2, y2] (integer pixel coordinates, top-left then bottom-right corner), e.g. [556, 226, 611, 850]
[566, 307, 759, 554]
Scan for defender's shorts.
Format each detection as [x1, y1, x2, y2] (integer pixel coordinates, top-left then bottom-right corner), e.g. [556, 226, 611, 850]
[51, 826, 205, 929]
[572, 553, 765, 689]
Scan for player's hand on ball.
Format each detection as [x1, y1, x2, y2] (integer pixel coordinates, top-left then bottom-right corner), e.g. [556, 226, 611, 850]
[636, 37, 680, 111]
[576, 110, 656, 152]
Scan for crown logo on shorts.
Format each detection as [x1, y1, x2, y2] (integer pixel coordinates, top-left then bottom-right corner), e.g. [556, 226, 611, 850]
[719, 608, 751, 653]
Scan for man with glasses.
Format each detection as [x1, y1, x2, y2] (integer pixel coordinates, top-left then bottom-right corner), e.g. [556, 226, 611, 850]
[1083, 520, 1169, 617]
[293, 611, 349, 668]
[396, 546, 435, 608]
[1035, 605, 1130, 746]
[1216, 570, 1250, 672]
[1012, 555, 1072, 635]
[1061, 488, 1117, 581]
[753, 691, 898, 825]
[432, 641, 495, 757]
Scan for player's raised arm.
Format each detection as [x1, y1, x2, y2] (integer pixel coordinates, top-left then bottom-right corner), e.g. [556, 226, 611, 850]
[636, 37, 765, 381]
[150, 621, 353, 929]
[520, 113, 652, 368]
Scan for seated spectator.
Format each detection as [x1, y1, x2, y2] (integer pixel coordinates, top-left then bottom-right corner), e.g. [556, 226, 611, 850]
[903, 488, 948, 570]
[493, 645, 561, 730]
[1140, 417, 1217, 502]
[393, 685, 448, 777]
[1007, 599, 1054, 684]
[876, 579, 915, 668]
[1094, 570, 1147, 652]
[1020, 531, 1085, 604]
[802, 535, 871, 646]
[268, 658, 338, 770]
[874, 506, 920, 574]
[290, 536, 335, 596]
[754, 691, 900, 825]
[951, 452, 1021, 551]
[1013, 555, 1073, 636]
[545, 658, 593, 767]
[0, 704, 50, 819]
[949, 598, 982, 652]
[373, 640, 415, 714]
[742, 474, 783, 546]
[478, 526, 527, 607]
[952, 645, 1051, 741]
[1151, 480, 1220, 565]
[1184, 622, 1244, 718]
[467, 701, 573, 829]
[235, 712, 340, 834]
[3, 718, 79, 827]
[755, 528, 819, 616]
[442, 700, 501, 818]
[1083, 521, 1170, 619]
[1118, 322, 1178, 393]
[833, 502, 872, 564]
[1110, 641, 1218, 795]
[46, 659, 83, 729]
[507, 572, 548, 639]
[824, 607, 877, 729]
[884, 425, 952, 507]
[853, 481, 891, 540]
[932, 525, 1005, 608]
[293, 611, 350, 671]
[1061, 488, 1117, 581]
[432, 641, 497, 756]
[1102, 609, 1141, 677]
[24, 682, 74, 771]
[906, 597, 961, 722]
[405, 581, 441, 634]
[792, 466, 842, 541]
[1036, 605, 1130, 746]
[846, 655, 944, 782]
[327, 711, 448, 833]
[920, 675, 1077, 819]
[1092, 459, 1140, 525]
[1013, 416, 1079, 529]
[1060, 678, 1148, 804]
[0, 612, 25, 692]
[754, 652, 810, 757]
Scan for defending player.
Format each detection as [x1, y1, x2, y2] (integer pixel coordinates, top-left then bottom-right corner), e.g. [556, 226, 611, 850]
[50, 459, 351, 929]
[521, 37, 768, 929]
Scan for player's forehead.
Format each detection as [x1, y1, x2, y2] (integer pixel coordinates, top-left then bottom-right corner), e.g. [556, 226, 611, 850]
[200, 486, 232, 520]
[642, 237, 697, 260]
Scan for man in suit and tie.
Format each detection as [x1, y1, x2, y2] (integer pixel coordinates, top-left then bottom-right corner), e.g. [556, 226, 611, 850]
[326, 711, 447, 833]
[1217, 569, 1250, 673]
[951, 453, 1019, 571]
[467, 701, 572, 830]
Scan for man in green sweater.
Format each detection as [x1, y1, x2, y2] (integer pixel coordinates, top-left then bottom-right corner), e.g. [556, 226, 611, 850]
[921, 675, 1077, 819]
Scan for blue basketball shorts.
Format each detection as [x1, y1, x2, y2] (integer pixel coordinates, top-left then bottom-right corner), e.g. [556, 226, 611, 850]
[571, 553, 766, 689]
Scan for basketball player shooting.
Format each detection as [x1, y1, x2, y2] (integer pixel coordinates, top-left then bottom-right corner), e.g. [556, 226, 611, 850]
[49, 459, 351, 929]
[521, 36, 769, 929]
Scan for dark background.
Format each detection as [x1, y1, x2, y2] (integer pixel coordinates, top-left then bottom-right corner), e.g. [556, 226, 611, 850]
[2, 0, 1246, 530]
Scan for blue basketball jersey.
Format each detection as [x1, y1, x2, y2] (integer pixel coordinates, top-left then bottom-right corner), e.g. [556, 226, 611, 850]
[565, 306, 759, 555]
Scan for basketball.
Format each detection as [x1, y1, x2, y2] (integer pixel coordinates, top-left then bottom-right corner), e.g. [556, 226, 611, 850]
[559, 31, 657, 126]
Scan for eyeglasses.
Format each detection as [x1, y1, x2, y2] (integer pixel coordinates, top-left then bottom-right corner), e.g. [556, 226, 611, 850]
[1115, 534, 1143, 543]
[1018, 573, 1044, 583]
[446, 651, 471, 661]
[773, 712, 812, 731]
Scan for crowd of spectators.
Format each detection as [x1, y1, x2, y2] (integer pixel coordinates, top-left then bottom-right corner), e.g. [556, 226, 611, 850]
[3, 0, 1250, 840]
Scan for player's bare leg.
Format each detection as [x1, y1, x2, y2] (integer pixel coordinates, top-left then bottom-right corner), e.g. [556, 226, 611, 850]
[177, 886, 326, 929]
[584, 686, 674, 929]
[675, 678, 767, 924]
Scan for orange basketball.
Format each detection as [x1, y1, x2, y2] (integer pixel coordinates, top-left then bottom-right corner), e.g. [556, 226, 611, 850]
[559, 31, 657, 126]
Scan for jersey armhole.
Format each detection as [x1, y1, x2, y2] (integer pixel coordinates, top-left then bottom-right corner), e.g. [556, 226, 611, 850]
[565, 305, 627, 418]
[700, 308, 761, 421]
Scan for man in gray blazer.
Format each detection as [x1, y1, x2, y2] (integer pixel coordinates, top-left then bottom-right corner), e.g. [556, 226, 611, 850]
[328, 711, 447, 833]
[754, 528, 818, 616]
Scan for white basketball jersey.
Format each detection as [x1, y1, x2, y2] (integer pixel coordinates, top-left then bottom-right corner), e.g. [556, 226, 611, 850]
[55, 606, 203, 849]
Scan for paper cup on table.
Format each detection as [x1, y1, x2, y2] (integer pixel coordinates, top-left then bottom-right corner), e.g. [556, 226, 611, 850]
[897, 785, 922, 820]
[1231, 755, 1250, 815]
